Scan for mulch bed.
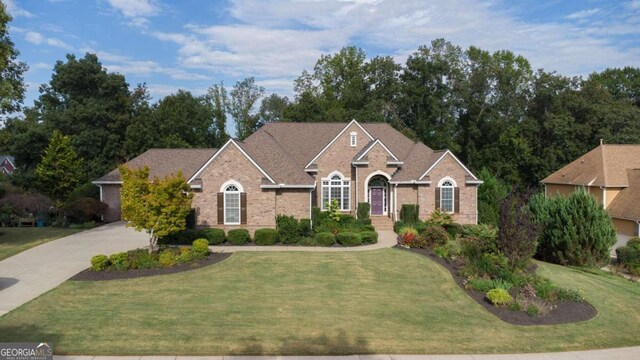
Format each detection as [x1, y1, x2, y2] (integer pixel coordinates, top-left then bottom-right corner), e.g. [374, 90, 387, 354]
[397, 246, 597, 326]
[70, 252, 232, 281]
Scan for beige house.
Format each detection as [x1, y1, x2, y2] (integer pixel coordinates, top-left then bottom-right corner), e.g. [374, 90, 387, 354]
[541, 144, 640, 236]
[94, 120, 481, 233]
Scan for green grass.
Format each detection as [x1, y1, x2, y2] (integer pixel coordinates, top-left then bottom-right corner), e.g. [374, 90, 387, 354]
[0, 227, 83, 261]
[0, 249, 638, 355]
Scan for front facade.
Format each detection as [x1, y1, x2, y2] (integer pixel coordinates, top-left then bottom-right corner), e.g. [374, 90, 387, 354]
[541, 144, 640, 236]
[95, 120, 480, 233]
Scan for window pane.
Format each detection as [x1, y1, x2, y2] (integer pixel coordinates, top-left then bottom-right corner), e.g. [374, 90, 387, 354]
[226, 208, 240, 223]
[322, 186, 329, 209]
[331, 187, 341, 204]
[441, 187, 453, 212]
[225, 193, 240, 223]
[342, 185, 350, 210]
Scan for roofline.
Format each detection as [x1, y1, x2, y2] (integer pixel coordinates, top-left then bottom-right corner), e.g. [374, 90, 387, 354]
[260, 183, 316, 189]
[419, 150, 479, 181]
[1, 157, 15, 168]
[351, 161, 369, 166]
[188, 139, 276, 184]
[540, 181, 629, 188]
[355, 138, 399, 161]
[466, 180, 484, 185]
[304, 168, 318, 173]
[389, 180, 432, 185]
[92, 181, 123, 185]
[304, 119, 374, 168]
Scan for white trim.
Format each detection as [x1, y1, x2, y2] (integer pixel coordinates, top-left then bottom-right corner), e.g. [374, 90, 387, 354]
[419, 150, 479, 181]
[601, 186, 607, 208]
[304, 168, 318, 173]
[190, 184, 202, 190]
[351, 161, 369, 165]
[355, 166, 359, 218]
[260, 183, 316, 189]
[320, 171, 351, 211]
[439, 178, 455, 214]
[324, 170, 350, 181]
[475, 183, 479, 225]
[92, 180, 123, 185]
[386, 161, 404, 166]
[350, 131, 357, 147]
[394, 184, 398, 221]
[223, 182, 242, 225]
[438, 176, 458, 187]
[466, 180, 484, 185]
[188, 139, 275, 184]
[305, 119, 374, 168]
[309, 189, 313, 227]
[365, 171, 391, 216]
[363, 170, 391, 204]
[220, 180, 244, 192]
[1, 157, 15, 169]
[355, 139, 399, 161]
[389, 180, 431, 185]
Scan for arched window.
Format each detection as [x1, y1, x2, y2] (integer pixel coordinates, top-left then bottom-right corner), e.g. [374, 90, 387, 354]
[321, 172, 350, 211]
[440, 180, 454, 213]
[224, 184, 241, 225]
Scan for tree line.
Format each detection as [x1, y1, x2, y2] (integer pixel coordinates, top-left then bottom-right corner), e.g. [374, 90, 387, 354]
[0, 1, 639, 203]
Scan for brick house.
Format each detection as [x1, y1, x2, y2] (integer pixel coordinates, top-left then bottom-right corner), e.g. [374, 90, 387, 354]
[0, 155, 15, 176]
[541, 143, 640, 236]
[94, 120, 481, 233]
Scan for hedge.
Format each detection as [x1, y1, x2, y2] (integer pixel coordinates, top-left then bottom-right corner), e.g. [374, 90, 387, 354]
[202, 228, 226, 245]
[360, 231, 378, 244]
[315, 232, 336, 247]
[254, 228, 279, 245]
[337, 232, 362, 246]
[228, 229, 250, 245]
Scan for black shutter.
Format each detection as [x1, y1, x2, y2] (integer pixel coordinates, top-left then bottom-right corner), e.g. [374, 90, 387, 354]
[217, 192, 224, 224]
[435, 187, 440, 210]
[454, 187, 460, 214]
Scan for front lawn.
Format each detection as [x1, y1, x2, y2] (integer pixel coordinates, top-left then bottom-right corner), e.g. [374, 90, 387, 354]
[0, 227, 83, 261]
[0, 249, 638, 355]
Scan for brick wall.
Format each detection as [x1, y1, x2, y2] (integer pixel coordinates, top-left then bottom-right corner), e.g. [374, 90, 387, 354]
[276, 189, 311, 220]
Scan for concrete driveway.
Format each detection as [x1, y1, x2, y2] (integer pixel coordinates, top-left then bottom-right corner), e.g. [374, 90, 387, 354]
[0, 222, 147, 316]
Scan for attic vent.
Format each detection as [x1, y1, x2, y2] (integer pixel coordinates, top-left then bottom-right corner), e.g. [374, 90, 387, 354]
[350, 132, 357, 147]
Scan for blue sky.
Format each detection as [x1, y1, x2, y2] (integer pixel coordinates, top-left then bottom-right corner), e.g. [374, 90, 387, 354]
[5, 0, 640, 108]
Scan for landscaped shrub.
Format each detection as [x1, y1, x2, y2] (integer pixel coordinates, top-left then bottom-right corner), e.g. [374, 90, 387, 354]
[276, 214, 300, 244]
[315, 232, 336, 247]
[529, 190, 616, 267]
[400, 204, 419, 224]
[128, 249, 159, 269]
[497, 191, 539, 270]
[109, 252, 128, 271]
[616, 238, 640, 275]
[159, 229, 206, 245]
[62, 197, 106, 224]
[297, 237, 316, 246]
[399, 226, 419, 247]
[254, 228, 279, 245]
[526, 304, 539, 317]
[357, 202, 370, 220]
[360, 231, 378, 244]
[91, 254, 110, 271]
[202, 228, 226, 245]
[299, 219, 312, 237]
[419, 225, 449, 246]
[311, 206, 321, 227]
[192, 238, 209, 255]
[443, 223, 462, 238]
[355, 218, 372, 227]
[228, 229, 250, 245]
[486, 288, 512, 306]
[159, 248, 177, 268]
[428, 209, 453, 226]
[467, 278, 494, 293]
[393, 220, 406, 234]
[337, 232, 362, 246]
[185, 209, 196, 229]
[177, 247, 194, 264]
[363, 224, 375, 232]
[460, 224, 498, 245]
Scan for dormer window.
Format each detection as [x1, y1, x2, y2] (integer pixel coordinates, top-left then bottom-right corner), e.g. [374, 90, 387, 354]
[350, 132, 357, 147]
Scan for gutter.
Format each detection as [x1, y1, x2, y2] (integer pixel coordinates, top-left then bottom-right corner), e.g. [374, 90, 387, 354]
[260, 183, 317, 189]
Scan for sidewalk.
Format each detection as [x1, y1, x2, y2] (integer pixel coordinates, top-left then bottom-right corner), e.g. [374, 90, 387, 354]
[53, 346, 640, 360]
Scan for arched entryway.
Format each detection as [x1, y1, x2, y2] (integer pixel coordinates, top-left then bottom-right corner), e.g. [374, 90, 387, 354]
[367, 175, 389, 216]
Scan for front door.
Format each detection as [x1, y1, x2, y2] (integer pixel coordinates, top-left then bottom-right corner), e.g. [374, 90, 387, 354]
[371, 188, 384, 215]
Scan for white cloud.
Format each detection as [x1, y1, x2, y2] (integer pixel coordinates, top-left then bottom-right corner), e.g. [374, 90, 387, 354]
[25, 31, 73, 50]
[81, 47, 210, 81]
[106, 0, 160, 27]
[144, 83, 208, 100]
[565, 8, 600, 20]
[4, 0, 34, 18]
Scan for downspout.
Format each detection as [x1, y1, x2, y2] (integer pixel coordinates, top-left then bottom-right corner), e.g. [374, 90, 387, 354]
[355, 166, 358, 219]
[394, 184, 398, 222]
[309, 189, 313, 228]
[98, 184, 104, 222]
[636, 221, 640, 237]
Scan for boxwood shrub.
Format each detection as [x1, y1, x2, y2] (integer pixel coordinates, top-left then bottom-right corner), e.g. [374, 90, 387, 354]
[91, 254, 109, 271]
[360, 231, 378, 244]
[299, 219, 312, 237]
[276, 214, 300, 244]
[192, 238, 209, 255]
[228, 229, 251, 245]
[254, 228, 279, 245]
[203, 228, 226, 245]
[337, 232, 362, 246]
[315, 232, 336, 247]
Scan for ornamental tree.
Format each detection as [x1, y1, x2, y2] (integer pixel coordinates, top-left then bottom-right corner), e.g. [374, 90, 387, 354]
[35, 130, 84, 202]
[119, 165, 193, 252]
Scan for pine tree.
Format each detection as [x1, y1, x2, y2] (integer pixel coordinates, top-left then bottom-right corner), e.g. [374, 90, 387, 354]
[35, 131, 84, 201]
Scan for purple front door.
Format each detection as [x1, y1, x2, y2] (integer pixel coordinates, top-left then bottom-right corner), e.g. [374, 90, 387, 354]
[371, 188, 384, 215]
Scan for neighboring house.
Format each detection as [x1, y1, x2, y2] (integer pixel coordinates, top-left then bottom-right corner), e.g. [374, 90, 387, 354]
[94, 120, 481, 233]
[0, 155, 15, 175]
[541, 144, 640, 236]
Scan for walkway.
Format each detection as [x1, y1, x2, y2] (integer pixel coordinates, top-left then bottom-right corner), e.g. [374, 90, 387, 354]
[211, 230, 397, 253]
[53, 346, 640, 360]
[0, 222, 147, 316]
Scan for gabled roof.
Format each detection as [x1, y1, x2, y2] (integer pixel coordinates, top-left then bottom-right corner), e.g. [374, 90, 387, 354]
[353, 139, 399, 162]
[542, 144, 640, 187]
[390, 145, 444, 183]
[607, 169, 640, 221]
[0, 155, 15, 167]
[94, 148, 217, 183]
